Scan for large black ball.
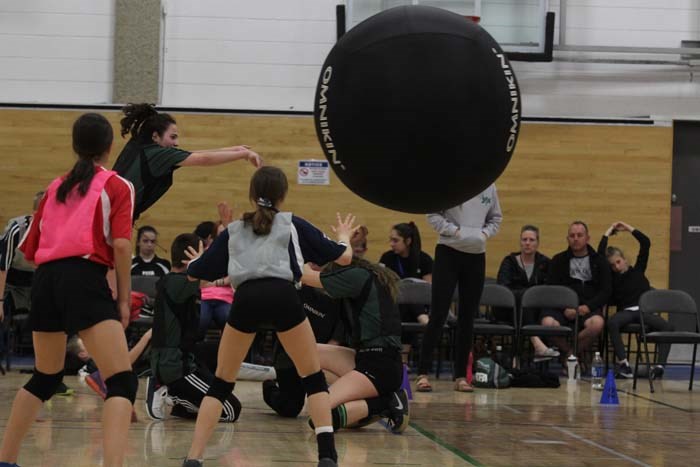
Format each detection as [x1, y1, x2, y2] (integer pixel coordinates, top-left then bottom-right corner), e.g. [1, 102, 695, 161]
[313, 5, 521, 213]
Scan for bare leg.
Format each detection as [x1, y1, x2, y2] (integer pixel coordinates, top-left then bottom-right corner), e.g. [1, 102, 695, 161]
[541, 317, 570, 355]
[530, 336, 548, 354]
[79, 320, 133, 467]
[0, 332, 65, 463]
[577, 315, 604, 353]
[187, 324, 255, 461]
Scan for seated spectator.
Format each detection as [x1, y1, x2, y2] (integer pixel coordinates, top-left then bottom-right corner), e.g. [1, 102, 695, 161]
[542, 221, 611, 370]
[598, 221, 672, 379]
[131, 226, 170, 277]
[497, 225, 558, 361]
[379, 222, 433, 325]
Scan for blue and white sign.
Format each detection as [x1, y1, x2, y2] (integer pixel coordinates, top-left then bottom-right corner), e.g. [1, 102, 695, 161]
[297, 160, 330, 185]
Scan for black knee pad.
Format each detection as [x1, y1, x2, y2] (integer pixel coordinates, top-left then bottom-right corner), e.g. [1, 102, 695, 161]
[105, 371, 138, 404]
[207, 376, 235, 404]
[24, 368, 64, 402]
[302, 370, 328, 396]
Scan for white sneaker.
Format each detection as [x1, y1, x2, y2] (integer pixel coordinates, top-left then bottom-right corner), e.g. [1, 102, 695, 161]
[533, 347, 560, 362]
[145, 377, 169, 420]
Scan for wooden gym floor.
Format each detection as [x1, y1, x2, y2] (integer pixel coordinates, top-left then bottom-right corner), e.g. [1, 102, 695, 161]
[0, 373, 698, 466]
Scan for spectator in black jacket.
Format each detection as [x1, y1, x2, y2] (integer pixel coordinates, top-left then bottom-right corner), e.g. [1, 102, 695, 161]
[598, 221, 671, 379]
[542, 221, 611, 363]
[497, 225, 558, 361]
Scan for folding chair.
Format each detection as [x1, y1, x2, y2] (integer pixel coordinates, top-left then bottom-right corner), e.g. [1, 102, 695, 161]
[397, 278, 452, 378]
[519, 285, 579, 367]
[131, 275, 160, 299]
[474, 284, 517, 367]
[634, 289, 700, 392]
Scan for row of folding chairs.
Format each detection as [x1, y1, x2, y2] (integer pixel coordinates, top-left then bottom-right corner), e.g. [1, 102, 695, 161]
[397, 279, 700, 392]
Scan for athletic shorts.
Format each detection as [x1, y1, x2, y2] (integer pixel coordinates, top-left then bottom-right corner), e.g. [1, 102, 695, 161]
[540, 307, 602, 327]
[30, 257, 120, 335]
[354, 347, 403, 396]
[228, 278, 306, 333]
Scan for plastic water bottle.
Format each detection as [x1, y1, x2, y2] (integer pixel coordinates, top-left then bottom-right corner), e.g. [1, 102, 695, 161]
[591, 352, 604, 389]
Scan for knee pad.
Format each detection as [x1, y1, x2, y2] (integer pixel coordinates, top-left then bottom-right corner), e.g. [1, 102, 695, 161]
[105, 371, 138, 404]
[24, 369, 64, 402]
[302, 370, 328, 397]
[207, 376, 235, 404]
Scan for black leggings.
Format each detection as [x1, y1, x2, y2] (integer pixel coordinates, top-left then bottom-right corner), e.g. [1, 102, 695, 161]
[608, 309, 673, 363]
[418, 245, 485, 379]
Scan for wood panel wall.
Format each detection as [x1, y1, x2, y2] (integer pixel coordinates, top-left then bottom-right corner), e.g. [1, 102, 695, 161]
[0, 109, 672, 288]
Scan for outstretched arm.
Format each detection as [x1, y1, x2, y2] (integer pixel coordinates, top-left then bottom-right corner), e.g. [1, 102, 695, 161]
[179, 146, 263, 168]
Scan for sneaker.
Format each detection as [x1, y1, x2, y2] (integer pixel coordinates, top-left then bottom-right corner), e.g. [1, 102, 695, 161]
[318, 459, 337, 467]
[54, 382, 75, 397]
[616, 363, 634, 379]
[145, 376, 168, 420]
[85, 371, 107, 399]
[78, 365, 91, 380]
[651, 365, 665, 380]
[182, 460, 203, 467]
[386, 389, 410, 434]
[533, 347, 560, 362]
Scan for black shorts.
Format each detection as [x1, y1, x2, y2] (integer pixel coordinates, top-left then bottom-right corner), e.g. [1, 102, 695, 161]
[227, 278, 306, 333]
[30, 258, 120, 335]
[541, 308, 602, 327]
[354, 347, 403, 396]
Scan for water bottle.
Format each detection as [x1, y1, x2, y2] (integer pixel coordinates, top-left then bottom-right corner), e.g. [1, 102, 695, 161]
[567, 355, 578, 382]
[591, 352, 604, 389]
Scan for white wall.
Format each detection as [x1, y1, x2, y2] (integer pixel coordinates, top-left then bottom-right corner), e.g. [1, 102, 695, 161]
[0, 0, 114, 104]
[516, 0, 700, 119]
[161, 0, 337, 110]
[0, 0, 699, 119]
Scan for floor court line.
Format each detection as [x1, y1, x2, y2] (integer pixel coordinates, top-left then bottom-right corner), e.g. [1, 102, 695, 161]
[409, 421, 484, 467]
[551, 426, 651, 467]
[619, 388, 694, 413]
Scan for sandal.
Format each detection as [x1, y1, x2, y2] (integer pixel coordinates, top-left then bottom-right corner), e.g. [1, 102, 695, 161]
[454, 377, 474, 393]
[415, 374, 433, 392]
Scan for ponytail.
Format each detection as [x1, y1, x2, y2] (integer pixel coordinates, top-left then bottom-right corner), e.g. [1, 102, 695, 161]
[57, 113, 113, 203]
[57, 159, 96, 202]
[242, 207, 277, 236]
[242, 167, 289, 236]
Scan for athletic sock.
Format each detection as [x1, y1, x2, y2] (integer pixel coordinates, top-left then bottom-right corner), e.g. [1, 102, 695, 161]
[331, 404, 347, 430]
[365, 394, 391, 417]
[315, 427, 337, 462]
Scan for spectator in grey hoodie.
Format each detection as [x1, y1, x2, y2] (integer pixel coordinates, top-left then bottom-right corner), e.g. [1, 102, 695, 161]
[415, 185, 502, 392]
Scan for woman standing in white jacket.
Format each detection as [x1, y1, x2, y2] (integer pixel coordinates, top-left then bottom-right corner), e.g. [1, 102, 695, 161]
[415, 184, 502, 392]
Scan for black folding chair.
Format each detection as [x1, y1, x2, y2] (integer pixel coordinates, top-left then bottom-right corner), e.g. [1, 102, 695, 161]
[397, 278, 453, 378]
[131, 275, 160, 299]
[635, 289, 700, 392]
[519, 285, 579, 366]
[474, 284, 517, 367]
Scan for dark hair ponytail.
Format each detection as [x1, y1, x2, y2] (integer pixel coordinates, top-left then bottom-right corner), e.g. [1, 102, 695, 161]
[393, 221, 422, 271]
[57, 113, 113, 203]
[242, 167, 289, 235]
[120, 103, 176, 143]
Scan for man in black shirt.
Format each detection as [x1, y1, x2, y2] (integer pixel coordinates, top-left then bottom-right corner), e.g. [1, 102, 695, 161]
[542, 221, 611, 364]
[598, 221, 672, 379]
